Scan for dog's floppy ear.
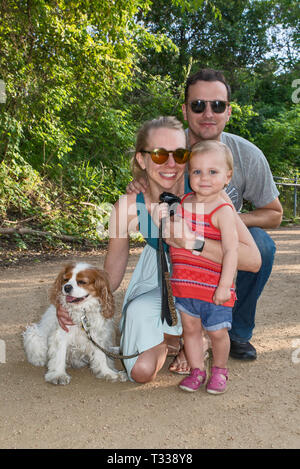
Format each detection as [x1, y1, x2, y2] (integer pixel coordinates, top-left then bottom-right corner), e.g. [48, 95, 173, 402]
[93, 269, 115, 319]
[50, 263, 74, 305]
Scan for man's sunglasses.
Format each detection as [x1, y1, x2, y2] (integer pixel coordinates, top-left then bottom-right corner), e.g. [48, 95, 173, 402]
[190, 100, 229, 114]
[141, 148, 191, 165]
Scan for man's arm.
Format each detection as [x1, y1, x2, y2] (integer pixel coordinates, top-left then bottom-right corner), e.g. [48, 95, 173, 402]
[239, 198, 283, 229]
[126, 177, 147, 194]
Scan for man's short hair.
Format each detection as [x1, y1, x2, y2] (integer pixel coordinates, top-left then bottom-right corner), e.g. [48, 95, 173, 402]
[184, 68, 231, 102]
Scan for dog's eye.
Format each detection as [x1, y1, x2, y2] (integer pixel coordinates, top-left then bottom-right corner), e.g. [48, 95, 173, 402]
[78, 280, 87, 285]
[63, 278, 69, 283]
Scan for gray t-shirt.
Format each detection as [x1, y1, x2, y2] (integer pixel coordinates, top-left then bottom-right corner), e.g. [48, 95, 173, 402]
[186, 130, 279, 212]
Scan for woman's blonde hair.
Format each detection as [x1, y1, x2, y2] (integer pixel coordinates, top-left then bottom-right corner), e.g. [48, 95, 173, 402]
[131, 116, 186, 179]
[190, 140, 234, 174]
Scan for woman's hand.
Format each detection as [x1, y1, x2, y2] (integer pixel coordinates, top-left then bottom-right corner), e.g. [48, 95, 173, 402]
[152, 202, 169, 228]
[163, 214, 197, 250]
[57, 303, 74, 332]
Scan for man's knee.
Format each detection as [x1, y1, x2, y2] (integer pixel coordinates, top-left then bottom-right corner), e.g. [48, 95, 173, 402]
[249, 227, 276, 263]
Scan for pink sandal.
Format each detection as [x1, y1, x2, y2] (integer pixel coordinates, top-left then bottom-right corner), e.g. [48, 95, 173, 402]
[206, 366, 228, 394]
[179, 368, 207, 392]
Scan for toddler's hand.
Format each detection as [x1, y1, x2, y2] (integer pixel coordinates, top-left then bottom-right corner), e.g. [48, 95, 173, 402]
[213, 286, 231, 305]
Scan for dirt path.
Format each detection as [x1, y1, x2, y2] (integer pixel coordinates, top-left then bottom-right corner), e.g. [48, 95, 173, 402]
[0, 227, 299, 449]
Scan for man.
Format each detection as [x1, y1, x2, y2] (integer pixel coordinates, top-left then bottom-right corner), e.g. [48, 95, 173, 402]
[183, 68, 282, 360]
[127, 68, 283, 360]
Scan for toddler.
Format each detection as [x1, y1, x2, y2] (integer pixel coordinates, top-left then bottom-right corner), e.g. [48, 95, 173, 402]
[169, 140, 238, 394]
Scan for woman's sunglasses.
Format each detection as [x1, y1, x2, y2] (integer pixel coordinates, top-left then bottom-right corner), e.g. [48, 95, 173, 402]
[141, 148, 191, 165]
[190, 100, 229, 114]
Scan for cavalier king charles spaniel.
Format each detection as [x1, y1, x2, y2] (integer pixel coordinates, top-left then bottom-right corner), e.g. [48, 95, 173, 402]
[23, 262, 127, 385]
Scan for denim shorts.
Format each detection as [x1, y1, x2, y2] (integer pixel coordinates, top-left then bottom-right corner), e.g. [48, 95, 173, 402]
[175, 297, 232, 331]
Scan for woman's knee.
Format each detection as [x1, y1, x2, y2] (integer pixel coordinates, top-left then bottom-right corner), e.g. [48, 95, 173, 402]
[131, 359, 156, 383]
[131, 342, 167, 383]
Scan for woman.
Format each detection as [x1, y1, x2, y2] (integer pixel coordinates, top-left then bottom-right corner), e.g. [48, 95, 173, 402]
[103, 116, 261, 383]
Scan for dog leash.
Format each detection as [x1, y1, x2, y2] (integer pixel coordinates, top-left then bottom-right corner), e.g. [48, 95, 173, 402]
[80, 314, 141, 360]
[159, 220, 178, 327]
[159, 192, 181, 327]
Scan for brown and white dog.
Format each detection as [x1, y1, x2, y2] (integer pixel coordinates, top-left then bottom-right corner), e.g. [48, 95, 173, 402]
[23, 262, 127, 385]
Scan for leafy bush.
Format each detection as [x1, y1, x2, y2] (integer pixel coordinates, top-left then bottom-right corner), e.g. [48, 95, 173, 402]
[0, 155, 50, 220]
[0, 155, 134, 248]
[226, 102, 258, 140]
[254, 106, 300, 174]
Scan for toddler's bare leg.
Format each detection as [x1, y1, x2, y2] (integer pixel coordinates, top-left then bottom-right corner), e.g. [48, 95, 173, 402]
[180, 311, 204, 370]
[207, 328, 230, 368]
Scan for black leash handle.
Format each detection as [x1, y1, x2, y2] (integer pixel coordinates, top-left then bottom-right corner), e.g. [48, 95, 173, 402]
[159, 192, 181, 327]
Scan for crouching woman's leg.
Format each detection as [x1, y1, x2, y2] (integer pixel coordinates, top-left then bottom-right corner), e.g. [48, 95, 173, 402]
[120, 287, 182, 383]
[131, 342, 168, 383]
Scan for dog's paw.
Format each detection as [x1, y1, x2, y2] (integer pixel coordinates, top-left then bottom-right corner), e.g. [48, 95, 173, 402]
[45, 371, 71, 385]
[28, 356, 47, 367]
[95, 369, 126, 382]
[105, 370, 128, 382]
[118, 371, 128, 382]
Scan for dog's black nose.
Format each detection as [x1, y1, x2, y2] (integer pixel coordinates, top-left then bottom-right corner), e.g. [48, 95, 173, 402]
[64, 284, 73, 294]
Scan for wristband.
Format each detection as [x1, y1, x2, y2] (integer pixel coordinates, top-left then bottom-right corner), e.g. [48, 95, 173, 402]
[192, 236, 205, 256]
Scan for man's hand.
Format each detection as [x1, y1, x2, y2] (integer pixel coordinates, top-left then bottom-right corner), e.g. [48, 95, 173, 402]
[126, 177, 148, 194]
[57, 303, 74, 332]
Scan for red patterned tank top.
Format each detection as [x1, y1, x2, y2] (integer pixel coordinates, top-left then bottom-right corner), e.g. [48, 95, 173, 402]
[170, 192, 236, 307]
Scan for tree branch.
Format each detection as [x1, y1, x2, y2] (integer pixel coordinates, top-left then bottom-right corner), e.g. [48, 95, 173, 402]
[0, 227, 80, 242]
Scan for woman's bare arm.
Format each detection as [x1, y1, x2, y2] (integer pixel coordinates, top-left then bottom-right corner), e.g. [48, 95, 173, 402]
[104, 237, 129, 292]
[104, 194, 136, 292]
[164, 207, 261, 273]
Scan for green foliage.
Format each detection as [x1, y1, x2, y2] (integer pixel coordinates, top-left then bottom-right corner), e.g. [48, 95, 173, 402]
[62, 159, 132, 204]
[0, 154, 133, 247]
[0, 0, 299, 250]
[0, 0, 152, 166]
[226, 102, 258, 140]
[136, 0, 278, 85]
[0, 154, 46, 219]
[254, 106, 300, 174]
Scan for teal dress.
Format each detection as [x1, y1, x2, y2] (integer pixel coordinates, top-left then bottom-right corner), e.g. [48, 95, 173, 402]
[119, 176, 191, 381]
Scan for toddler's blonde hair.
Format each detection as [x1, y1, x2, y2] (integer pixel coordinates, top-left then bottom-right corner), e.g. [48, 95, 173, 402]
[190, 140, 234, 174]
